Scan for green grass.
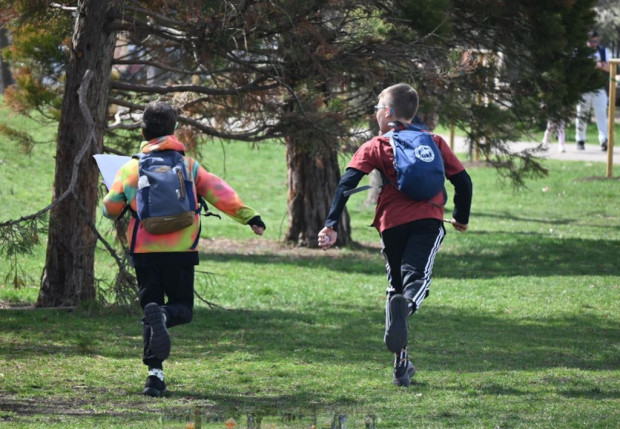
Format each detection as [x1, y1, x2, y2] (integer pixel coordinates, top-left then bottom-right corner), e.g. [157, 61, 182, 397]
[1, 103, 619, 428]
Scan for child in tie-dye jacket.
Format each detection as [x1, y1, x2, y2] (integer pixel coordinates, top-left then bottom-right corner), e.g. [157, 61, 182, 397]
[103, 101, 266, 397]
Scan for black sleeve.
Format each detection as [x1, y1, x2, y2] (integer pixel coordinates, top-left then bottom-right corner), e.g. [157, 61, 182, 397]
[248, 215, 266, 230]
[447, 170, 472, 225]
[324, 167, 366, 231]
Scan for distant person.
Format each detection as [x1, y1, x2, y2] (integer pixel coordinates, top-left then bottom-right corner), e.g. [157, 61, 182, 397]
[103, 101, 266, 397]
[575, 30, 611, 151]
[318, 83, 472, 387]
[542, 119, 566, 153]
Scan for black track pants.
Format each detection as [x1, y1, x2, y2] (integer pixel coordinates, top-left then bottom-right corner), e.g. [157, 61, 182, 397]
[136, 264, 195, 367]
[380, 218, 445, 313]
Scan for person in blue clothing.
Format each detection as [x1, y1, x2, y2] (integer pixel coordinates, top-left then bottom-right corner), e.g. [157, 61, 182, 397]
[318, 83, 473, 387]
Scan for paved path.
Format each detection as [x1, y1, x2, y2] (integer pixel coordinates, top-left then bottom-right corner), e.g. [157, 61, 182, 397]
[451, 136, 620, 164]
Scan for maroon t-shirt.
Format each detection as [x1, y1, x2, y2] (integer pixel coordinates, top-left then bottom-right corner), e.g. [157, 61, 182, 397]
[348, 133, 465, 232]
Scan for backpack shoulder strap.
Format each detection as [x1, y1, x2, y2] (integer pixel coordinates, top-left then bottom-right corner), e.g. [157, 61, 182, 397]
[118, 153, 143, 220]
[342, 173, 388, 197]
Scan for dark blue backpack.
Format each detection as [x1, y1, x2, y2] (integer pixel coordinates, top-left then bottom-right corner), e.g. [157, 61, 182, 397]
[134, 150, 197, 234]
[387, 125, 446, 201]
[344, 124, 446, 202]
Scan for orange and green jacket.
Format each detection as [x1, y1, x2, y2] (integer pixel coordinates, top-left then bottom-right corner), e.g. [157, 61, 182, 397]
[102, 135, 260, 254]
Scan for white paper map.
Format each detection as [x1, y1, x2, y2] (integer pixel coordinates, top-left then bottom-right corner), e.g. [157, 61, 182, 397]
[93, 154, 132, 190]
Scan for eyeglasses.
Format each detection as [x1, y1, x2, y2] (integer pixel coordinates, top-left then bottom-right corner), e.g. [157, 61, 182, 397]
[374, 105, 389, 112]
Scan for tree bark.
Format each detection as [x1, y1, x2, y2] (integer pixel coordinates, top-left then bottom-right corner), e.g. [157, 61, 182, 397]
[0, 28, 13, 92]
[37, 0, 121, 307]
[284, 137, 351, 248]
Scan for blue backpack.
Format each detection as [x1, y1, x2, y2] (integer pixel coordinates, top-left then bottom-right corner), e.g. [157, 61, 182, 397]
[387, 125, 446, 201]
[134, 150, 198, 234]
[345, 124, 446, 202]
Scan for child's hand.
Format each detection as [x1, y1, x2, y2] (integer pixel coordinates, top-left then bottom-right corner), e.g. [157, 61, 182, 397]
[448, 218, 468, 232]
[251, 225, 265, 236]
[248, 216, 266, 236]
[318, 226, 337, 250]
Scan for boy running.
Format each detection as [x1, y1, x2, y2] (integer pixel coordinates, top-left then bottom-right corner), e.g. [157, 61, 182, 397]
[318, 83, 472, 386]
[103, 101, 266, 397]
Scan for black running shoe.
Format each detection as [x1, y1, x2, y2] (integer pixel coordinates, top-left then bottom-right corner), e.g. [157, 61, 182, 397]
[393, 360, 416, 387]
[577, 141, 585, 150]
[143, 375, 167, 397]
[144, 303, 170, 360]
[384, 294, 409, 353]
[601, 140, 608, 152]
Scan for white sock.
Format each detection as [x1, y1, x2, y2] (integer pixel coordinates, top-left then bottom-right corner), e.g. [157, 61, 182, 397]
[148, 368, 164, 381]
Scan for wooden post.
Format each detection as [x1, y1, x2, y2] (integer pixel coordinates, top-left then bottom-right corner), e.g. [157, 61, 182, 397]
[607, 59, 619, 177]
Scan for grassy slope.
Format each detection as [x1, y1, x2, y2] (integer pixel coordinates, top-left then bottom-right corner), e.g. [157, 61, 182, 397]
[0, 104, 619, 428]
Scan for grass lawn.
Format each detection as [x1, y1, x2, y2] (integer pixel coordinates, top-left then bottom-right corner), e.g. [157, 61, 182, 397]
[0, 103, 619, 428]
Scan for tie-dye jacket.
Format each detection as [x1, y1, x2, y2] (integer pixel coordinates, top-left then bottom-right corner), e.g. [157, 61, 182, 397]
[102, 135, 260, 254]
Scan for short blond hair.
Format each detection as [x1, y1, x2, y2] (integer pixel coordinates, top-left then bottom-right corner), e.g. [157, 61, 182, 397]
[380, 83, 419, 121]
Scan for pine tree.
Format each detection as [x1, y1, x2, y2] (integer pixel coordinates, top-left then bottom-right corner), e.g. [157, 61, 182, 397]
[0, 0, 602, 306]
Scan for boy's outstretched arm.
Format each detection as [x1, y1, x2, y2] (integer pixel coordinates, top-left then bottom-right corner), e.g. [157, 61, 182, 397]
[195, 164, 265, 232]
[318, 168, 366, 249]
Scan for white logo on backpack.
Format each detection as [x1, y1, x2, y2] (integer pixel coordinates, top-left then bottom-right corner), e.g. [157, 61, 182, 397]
[414, 145, 435, 163]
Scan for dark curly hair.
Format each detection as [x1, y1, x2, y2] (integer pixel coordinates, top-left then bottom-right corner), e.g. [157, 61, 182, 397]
[141, 101, 177, 140]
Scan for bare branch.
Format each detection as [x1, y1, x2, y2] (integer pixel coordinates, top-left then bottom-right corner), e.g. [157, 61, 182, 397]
[179, 114, 277, 142]
[123, 0, 190, 29]
[112, 59, 199, 76]
[110, 78, 278, 96]
[49, 2, 77, 12]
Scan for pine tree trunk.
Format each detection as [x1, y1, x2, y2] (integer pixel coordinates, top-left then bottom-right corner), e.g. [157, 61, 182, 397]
[284, 137, 351, 248]
[37, 0, 120, 307]
[0, 28, 13, 92]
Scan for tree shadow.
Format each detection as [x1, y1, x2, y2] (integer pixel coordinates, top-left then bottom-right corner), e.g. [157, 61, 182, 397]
[199, 232, 620, 279]
[2, 303, 617, 374]
[1, 295, 618, 418]
[436, 233, 620, 278]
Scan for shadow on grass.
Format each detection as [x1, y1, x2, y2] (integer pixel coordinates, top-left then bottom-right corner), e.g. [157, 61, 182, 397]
[200, 233, 620, 279]
[2, 303, 617, 373]
[1, 299, 618, 423]
[472, 210, 620, 230]
[436, 234, 620, 278]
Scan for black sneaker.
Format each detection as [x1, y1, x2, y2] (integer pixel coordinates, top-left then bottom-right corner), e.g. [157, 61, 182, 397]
[143, 375, 167, 397]
[577, 141, 585, 150]
[393, 360, 416, 387]
[601, 140, 608, 152]
[384, 294, 409, 353]
[144, 303, 170, 360]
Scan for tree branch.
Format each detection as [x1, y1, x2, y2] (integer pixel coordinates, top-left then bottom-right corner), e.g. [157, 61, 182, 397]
[110, 78, 278, 96]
